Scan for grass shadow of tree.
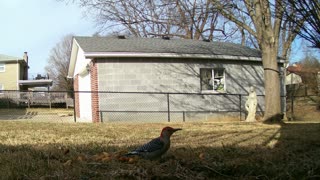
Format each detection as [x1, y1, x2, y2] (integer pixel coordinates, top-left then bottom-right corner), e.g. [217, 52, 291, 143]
[0, 121, 319, 179]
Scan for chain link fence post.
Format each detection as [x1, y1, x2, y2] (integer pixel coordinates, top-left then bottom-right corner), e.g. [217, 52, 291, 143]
[239, 94, 242, 121]
[167, 93, 170, 122]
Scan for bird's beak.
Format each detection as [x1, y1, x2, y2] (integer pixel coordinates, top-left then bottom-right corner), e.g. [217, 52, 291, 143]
[173, 128, 182, 132]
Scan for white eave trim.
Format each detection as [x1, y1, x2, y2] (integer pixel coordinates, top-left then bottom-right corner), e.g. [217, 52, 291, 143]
[84, 52, 263, 62]
[18, 79, 53, 86]
[67, 38, 80, 78]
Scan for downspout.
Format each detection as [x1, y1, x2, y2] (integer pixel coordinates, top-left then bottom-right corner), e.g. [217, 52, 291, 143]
[67, 76, 77, 123]
[72, 77, 76, 122]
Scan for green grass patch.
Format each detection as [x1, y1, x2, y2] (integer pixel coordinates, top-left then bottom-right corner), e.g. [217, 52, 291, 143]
[0, 121, 319, 179]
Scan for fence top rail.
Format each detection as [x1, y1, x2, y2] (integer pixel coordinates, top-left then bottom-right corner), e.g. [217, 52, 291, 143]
[98, 110, 242, 113]
[0, 90, 71, 93]
[72, 91, 259, 96]
[0, 90, 269, 96]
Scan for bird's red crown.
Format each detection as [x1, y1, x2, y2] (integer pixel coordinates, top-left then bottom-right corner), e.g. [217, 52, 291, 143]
[160, 126, 182, 137]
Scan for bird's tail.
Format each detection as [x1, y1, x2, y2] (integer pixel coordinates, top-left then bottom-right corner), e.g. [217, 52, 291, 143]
[124, 151, 140, 157]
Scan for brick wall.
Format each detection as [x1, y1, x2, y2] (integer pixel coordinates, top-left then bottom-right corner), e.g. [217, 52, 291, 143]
[90, 61, 100, 122]
[74, 75, 80, 118]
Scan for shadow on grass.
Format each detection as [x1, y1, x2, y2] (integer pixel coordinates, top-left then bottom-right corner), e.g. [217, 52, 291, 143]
[0, 108, 29, 120]
[0, 108, 74, 122]
[0, 122, 319, 179]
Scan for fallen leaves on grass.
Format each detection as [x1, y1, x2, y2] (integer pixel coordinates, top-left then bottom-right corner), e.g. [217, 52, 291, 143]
[62, 150, 140, 166]
[63, 160, 72, 166]
[76, 154, 87, 162]
[0, 120, 319, 179]
[199, 152, 205, 160]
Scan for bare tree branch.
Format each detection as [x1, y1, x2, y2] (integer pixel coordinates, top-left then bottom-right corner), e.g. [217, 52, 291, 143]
[45, 34, 73, 91]
[284, 0, 320, 48]
[59, 0, 233, 40]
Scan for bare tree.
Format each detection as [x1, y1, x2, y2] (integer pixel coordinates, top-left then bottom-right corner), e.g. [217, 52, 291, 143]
[215, 0, 305, 121]
[285, 0, 320, 49]
[45, 34, 73, 91]
[299, 55, 320, 94]
[61, 0, 234, 40]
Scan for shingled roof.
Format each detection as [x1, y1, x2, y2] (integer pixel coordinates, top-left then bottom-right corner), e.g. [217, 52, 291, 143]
[0, 54, 23, 62]
[74, 36, 262, 58]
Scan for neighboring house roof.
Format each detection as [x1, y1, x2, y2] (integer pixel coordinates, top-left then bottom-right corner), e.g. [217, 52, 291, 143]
[287, 64, 303, 74]
[74, 36, 262, 58]
[287, 63, 320, 74]
[0, 54, 24, 62]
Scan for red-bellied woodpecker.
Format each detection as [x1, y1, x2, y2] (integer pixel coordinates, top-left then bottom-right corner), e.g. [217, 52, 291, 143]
[125, 126, 182, 160]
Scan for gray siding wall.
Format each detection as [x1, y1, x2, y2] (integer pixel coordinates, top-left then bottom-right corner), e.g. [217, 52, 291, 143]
[97, 58, 265, 94]
[96, 58, 269, 122]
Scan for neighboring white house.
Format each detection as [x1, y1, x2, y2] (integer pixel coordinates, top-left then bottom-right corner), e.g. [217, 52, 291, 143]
[68, 36, 286, 122]
[286, 63, 302, 85]
[286, 73, 302, 85]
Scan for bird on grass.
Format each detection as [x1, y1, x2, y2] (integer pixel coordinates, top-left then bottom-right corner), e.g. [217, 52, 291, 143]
[125, 126, 182, 160]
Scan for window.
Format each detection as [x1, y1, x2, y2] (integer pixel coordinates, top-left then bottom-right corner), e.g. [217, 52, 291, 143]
[0, 63, 5, 72]
[0, 84, 3, 91]
[200, 68, 225, 92]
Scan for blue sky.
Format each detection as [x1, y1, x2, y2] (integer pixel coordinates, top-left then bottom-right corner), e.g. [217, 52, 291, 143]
[0, 0, 317, 76]
[0, 0, 97, 75]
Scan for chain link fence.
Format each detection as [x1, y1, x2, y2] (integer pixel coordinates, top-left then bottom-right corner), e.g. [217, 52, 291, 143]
[2, 90, 304, 123]
[0, 90, 74, 122]
[78, 91, 267, 123]
[286, 84, 320, 120]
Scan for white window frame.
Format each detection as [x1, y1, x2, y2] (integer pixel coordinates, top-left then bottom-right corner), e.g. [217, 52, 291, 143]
[0, 63, 5, 72]
[200, 68, 226, 93]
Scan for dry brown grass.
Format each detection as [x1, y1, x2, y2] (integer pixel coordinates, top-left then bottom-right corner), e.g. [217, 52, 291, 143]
[0, 108, 74, 122]
[291, 96, 320, 121]
[0, 119, 319, 179]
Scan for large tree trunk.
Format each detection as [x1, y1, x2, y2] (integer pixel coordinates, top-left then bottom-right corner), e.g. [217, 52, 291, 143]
[261, 46, 282, 122]
[214, 0, 303, 122]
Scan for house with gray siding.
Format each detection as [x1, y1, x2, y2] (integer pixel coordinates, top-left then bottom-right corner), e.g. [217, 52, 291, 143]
[68, 36, 286, 122]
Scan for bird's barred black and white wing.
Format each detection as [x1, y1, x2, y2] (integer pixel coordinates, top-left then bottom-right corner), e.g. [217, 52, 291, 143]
[135, 137, 164, 152]
[126, 137, 164, 156]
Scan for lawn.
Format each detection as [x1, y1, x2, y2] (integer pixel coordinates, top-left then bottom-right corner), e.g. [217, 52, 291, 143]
[0, 120, 319, 179]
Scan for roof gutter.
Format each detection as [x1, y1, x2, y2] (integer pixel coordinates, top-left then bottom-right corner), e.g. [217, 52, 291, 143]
[84, 52, 264, 62]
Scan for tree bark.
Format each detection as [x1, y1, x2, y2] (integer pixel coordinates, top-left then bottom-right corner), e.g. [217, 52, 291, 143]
[261, 45, 282, 121]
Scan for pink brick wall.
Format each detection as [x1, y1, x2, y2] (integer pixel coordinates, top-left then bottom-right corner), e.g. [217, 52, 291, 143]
[74, 75, 80, 118]
[90, 61, 100, 122]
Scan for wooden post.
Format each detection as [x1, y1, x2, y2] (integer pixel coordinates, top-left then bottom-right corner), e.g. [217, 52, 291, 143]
[65, 93, 68, 109]
[48, 91, 51, 110]
[183, 111, 185, 122]
[28, 91, 31, 108]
